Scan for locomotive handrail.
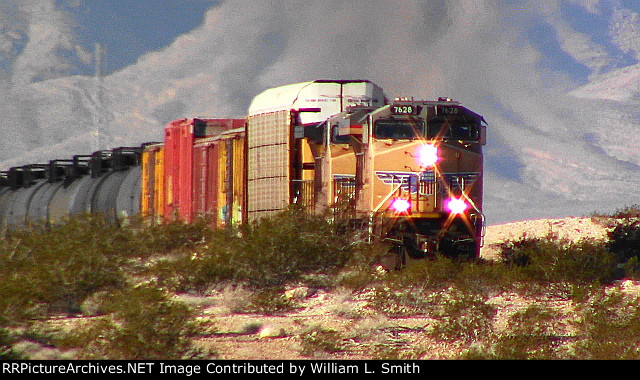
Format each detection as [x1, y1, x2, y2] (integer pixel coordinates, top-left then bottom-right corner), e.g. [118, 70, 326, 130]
[455, 177, 486, 246]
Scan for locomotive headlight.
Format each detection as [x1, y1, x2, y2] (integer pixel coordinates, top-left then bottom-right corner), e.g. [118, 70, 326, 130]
[417, 143, 439, 168]
[446, 197, 467, 215]
[390, 198, 411, 213]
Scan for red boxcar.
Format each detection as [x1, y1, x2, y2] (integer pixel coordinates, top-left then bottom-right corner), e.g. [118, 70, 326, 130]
[163, 118, 245, 223]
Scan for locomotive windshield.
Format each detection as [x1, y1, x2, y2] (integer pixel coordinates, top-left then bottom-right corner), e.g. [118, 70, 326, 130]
[427, 117, 480, 141]
[373, 119, 425, 140]
[427, 107, 482, 141]
[373, 106, 482, 142]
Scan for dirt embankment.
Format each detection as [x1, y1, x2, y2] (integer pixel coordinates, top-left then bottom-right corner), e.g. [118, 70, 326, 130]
[480, 216, 609, 260]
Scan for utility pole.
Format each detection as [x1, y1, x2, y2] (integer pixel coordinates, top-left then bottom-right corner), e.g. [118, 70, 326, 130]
[93, 42, 103, 152]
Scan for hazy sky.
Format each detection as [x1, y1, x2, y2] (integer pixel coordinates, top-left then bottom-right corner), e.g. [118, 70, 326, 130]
[1, 0, 640, 224]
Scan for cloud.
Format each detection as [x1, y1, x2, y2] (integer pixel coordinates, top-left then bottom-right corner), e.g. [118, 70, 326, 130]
[0, 0, 96, 160]
[0, 2, 27, 72]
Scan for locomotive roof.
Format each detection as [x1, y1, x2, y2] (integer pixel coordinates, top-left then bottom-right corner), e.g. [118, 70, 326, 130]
[247, 79, 384, 117]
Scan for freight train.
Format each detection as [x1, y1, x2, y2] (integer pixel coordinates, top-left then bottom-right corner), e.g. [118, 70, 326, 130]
[0, 80, 487, 262]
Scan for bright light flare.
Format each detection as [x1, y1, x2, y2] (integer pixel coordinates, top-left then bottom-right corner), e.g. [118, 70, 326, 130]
[417, 144, 438, 168]
[446, 197, 467, 215]
[390, 198, 411, 213]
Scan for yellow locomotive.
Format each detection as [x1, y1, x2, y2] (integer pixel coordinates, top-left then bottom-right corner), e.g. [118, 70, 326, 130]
[307, 96, 487, 262]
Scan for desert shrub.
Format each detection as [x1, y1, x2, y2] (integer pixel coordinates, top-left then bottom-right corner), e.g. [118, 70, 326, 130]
[234, 209, 355, 285]
[0, 327, 22, 359]
[460, 304, 566, 360]
[607, 219, 640, 269]
[397, 255, 468, 287]
[377, 255, 476, 292]
[609, 204, 640, 219]
[497, 234, 618, 284]
[0, 215, 132, 317]
[139, 217, 213, 253]
[364, 284, 436, 317]
[361, 260, 505, 319]
[40, 213, 149, 257]
[58, 284, 213, 359]
[572, 289, 640, 359]
[334, 267, 380, 290]
[242, 288, 301, 315]
[163, 208, 356, 290]
[383, 254, 511, 294]
[299, 325, 347, 356]
[334, 243, 395, 290]
[429, 287, 496, 343]
[494, 305, 565, 359]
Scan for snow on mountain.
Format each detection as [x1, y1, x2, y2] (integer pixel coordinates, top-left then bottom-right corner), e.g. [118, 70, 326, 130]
[0, 75, 161, 169]
[487, 65, 640, 224]
[570, 63, 640, 102]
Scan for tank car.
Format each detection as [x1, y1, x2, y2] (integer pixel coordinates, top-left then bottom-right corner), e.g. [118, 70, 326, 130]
[0, 147, 143, 230]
